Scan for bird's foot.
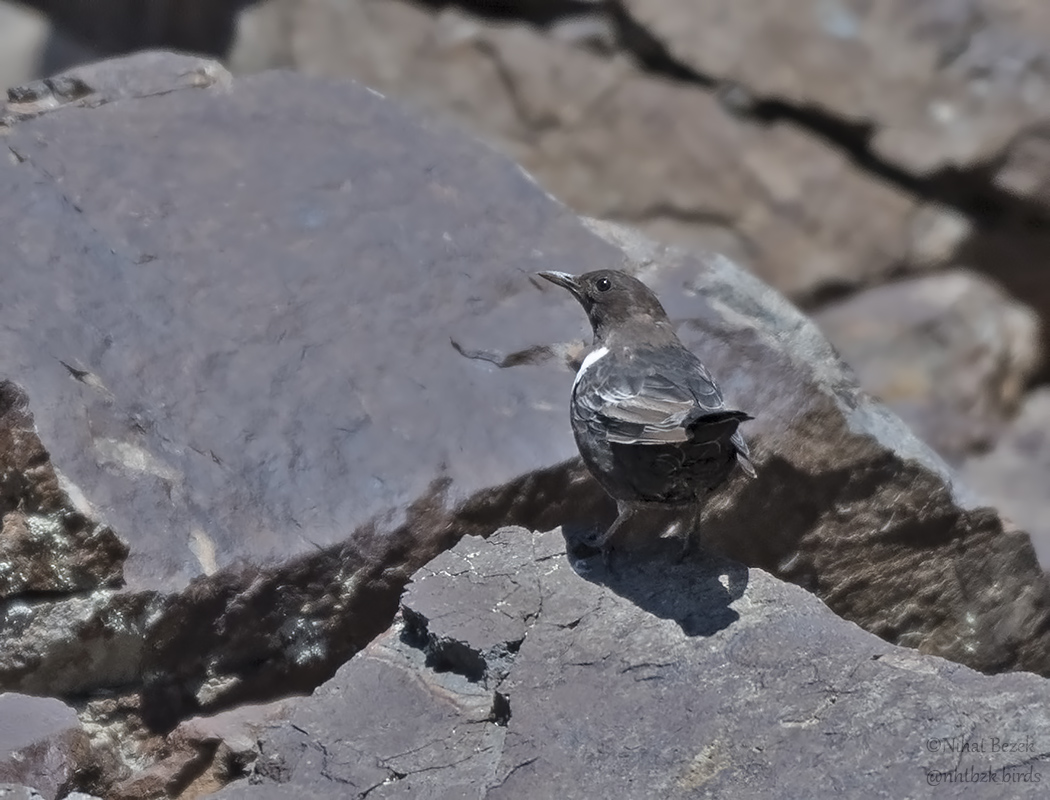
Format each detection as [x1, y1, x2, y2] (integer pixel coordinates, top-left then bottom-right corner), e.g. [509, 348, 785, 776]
[578, 531, 617, 571]
[601, 543, 617, 571]
[588, 525, 617, 550]
[673, 534, 692, 564]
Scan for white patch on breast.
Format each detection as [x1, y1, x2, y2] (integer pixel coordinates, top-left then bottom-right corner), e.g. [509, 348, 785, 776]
[573, 346, 609, 389]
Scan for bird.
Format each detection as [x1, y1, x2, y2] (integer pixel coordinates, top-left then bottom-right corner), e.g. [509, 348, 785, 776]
[538, 268, 755, 561]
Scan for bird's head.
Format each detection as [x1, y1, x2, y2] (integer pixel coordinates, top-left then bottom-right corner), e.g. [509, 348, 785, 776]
[538, 269, 670, 342]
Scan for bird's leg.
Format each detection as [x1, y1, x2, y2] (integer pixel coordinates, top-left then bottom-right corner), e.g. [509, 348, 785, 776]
[591, 501, 635, 566]
[675, 501, 705, 563]
[591, 501, 632, 548]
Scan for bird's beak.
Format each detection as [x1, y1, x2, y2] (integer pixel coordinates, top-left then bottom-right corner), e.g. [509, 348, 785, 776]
[538, 270, 582, 299]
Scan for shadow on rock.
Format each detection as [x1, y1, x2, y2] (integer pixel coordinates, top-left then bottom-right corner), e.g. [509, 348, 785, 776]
[561, 523, 748, 637]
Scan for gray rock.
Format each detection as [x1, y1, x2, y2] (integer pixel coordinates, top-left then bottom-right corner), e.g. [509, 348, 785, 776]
[0, 49, 612, 728]
[220, 527, 1050, 799]
[0, 789, 100, 800]
[0, 694, 95, 800]
[962, 388, 1050, 567]
[0, 50, 603, 594]
[225, 0, 952, 302]
[621, 0, 1050, 174]
[0, 693, 79, 757]
[0, 787, 45, 800]
[0, 590, 161, 696]
[816, 270, 1043, 461]
[0, 1, 97, 93]
[0, 381, 128, 599]
[0, 3, 54, 91]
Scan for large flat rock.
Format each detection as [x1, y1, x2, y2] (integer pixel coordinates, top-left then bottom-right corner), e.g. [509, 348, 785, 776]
[0, 52, 607, 592]
[217, 527, 1050, 799]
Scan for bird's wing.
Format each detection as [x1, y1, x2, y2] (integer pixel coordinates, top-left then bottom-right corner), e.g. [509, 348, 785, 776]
[574, 347, 727, 445]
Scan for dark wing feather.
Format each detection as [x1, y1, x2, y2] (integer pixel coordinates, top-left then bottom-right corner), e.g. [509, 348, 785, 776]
[574, 345, 733, 446]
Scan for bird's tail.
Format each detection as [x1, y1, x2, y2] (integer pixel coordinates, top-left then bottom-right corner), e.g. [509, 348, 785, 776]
[690, 410, 757, 478]
[690, 409, 757, 479]
[689, 409, 751, 432]
[733, 434, 757, 479]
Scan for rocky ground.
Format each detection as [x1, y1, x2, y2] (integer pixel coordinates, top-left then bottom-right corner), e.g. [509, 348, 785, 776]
[0, 4, 1050, 798]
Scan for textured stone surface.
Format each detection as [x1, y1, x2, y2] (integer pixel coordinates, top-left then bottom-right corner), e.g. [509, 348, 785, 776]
[222, 0, 1050, 378]
[224, 0, 956, 301]
[622, 0, 1050, 173]
[0, 590, 161, 696]
[0, 694, 97, 800]
[0, 381, 128, 599]
[963, 388, 1050, 568]
[0, 379, 144, 703]
[0, 49, 610, 736]
[817, 270, 1043, 461]
[218, 528, 1050, 799]
[0, 788, 45, 800]
[0, 50, 607, 594]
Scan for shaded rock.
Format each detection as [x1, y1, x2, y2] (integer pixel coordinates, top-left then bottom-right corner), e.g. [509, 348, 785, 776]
[0, 789, 101, 800]
[0, 788, 45, 800]
[0, 790, 100, 800]
[105, 724, 222, 800]
[217, 527, 1050, 799]
[0, 590, 162, 696]
[994, 125, 1050, 204]
[213, 531, 549, 798]
[622, 0, 1050, 173]
[0, 694, 104, 800]
[0, 379, 145, 703]
[157, 702, 289, 798]
[222, 620, 509, 798]
[17, 0, 245, 58]
[0, 381, 128, 599]
[816, 270, 1043, 461]
[65, 693, 283, 799]
[955, 221, 1050, 386]
[226, 0, 949, 301]
[963, 388, 1050, 568]
[0, 2, 55, 92]
[0, 1, 97, 92]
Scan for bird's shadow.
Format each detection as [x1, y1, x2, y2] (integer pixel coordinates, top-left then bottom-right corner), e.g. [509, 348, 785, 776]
[561, 517, 749, 637]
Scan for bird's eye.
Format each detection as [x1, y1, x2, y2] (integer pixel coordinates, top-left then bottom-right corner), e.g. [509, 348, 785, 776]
[595, 277, 612, 292]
